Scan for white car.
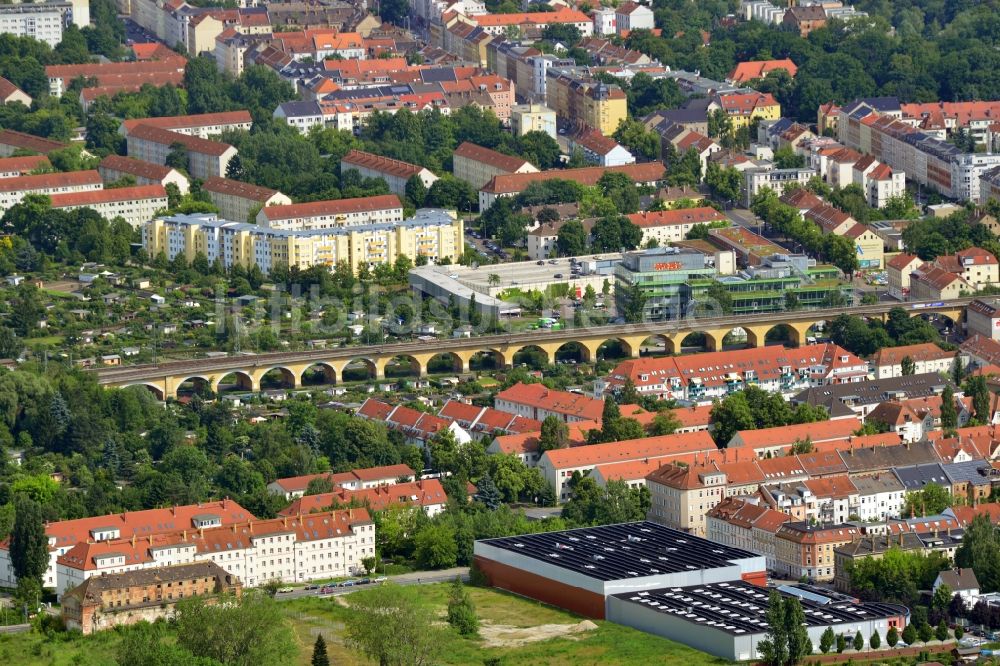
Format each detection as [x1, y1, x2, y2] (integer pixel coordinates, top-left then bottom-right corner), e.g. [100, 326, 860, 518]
[277, 587, 294, 593]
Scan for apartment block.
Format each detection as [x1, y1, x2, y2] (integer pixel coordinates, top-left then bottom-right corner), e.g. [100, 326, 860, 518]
[98, 154, 190, 195]
[46, 55, 188, 97]
[546, 68, 627, 136]
[0, 3, 67, 48]
[0, 170, 104, 214]
[479, 162, 663, 209]
[126, 124, 237, 180]
[256, 194, 404, 230]
[870, 342, 957, 379]
[267, 464, 416, 500]
[510, 104, 557, 138]
[143, 209, 463, 274]
[119, 111, 253, 139]
[48, 184, 169, 228]
[55, 509, 374, 597]
[452, 141, 538, 190]
[626, 207, 729, 246]
[774, 522, 860, 582]
[0, 155, 49, 178]
[0, 129, 66, 156]
[0, 499, 253, 592]
[201, 176, 290, 224]
[340, 149, 439, 197]
[472, 8, 593, 37]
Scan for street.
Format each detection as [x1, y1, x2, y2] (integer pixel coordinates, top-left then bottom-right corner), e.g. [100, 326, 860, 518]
[273, 567, 469, 602]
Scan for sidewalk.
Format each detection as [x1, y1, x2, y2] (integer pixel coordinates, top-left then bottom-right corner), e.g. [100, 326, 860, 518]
[389, 567, 469, 585]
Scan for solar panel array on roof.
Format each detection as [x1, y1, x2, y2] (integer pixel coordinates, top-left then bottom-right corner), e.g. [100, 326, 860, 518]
[612, 581, 906, 636]
[478, 521, 758, 582]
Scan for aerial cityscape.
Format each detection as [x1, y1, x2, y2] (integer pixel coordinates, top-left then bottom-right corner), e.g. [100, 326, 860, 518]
[4, 0, 1000, 664]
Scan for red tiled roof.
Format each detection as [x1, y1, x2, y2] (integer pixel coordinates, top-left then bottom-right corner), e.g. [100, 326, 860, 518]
[627, 207, 726, 228]
[98, 155, 177, 182]
[0, 76, 27, 102]
[0, 170, 102, 193]
[120, 111, 252, 135]
[543, 430, 716, 469]
[887, 253, 921, 271]
[48, 184, 167, 207]
[260, 194, 402, 221]
[732, 418, 863, 450]
[0, 154, 48, 174]
[870, 343, 955, 367]
[496, 382, 604, 421]
[474, 8, 590, 26]
[728, 59, 798, 84]
[202, 176, 279, 202]
[803, 474, 858, 499]
[278, 479, 449, 515]
[482, 163, 663, 194]
[0, 129, 65, 154]
[46, 57, 186, 81]
[342, 149, 428, 180]
[128, 124, 234, 157]
[454, 142, 533, 173]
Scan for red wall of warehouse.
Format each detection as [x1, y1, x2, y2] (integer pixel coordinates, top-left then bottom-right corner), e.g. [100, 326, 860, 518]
[474, 555, 607, 619]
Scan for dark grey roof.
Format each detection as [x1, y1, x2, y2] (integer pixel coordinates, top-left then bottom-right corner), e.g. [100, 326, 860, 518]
[937, 568, 979, 591]
[611, 581, 908, 637]
[792, 373, 954, 410]
[892, 462, 949, 490]
[850, 473, 905, 495]
[477, 521, 758, 583]
[840, 441, 940, 474]
[835, 532, 924, 557]
[277, 100, 321, 116]
[942, 460, 992, 486]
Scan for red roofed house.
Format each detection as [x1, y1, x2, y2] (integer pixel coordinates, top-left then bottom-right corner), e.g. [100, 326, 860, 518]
[267, 464, 416, 500]
[0, 129, 66, 156]
[438, 399, 541, 436]
[886, 252, 923, 300]
[726, 418, 864, 456]
[0, 154, 49, 178]
[279, 479, 450, 517]
[341, 149, 439, 197]
[709, 91, 781, 128]
[871, 342, 957, 379]
[627, 206, 727, 245]
[201, 176, 291, 224]
[599, 343, 870, 402]
[0, 170, 104, 215]
[452, 141, 538, 191]
[54, 508, 373, 597]
[707, 497, 791, 570]
[568, 125, 635, 167]
[479, 162, 663, 209]
[674, 130, 721, 175]
[495, 382, 605, 423]
[48, 185, 169, 228]
[615, 1, 655, 34]
[0, 499, 253, 592]
[472, 8, 594, 37]
[544, 430, 717, 501]
[46, 56, 187, 97]
[126, 125, 237, 181]
[256, 194, 404, 229]
[119, 111, 252, 140]
[0, 76, 31, 106]
[727, 59, 798, 84]
[98, 154, 191, 195]
[356, 398, 473, 447]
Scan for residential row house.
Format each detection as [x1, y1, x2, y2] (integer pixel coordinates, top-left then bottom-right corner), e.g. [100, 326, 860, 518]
[126, 124, 237, 181]
[266, 464, 417, 500]
[55, 508, 374, 598]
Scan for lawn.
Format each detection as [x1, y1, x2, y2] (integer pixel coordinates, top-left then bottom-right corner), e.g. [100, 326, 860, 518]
[280, 583, 734, 666]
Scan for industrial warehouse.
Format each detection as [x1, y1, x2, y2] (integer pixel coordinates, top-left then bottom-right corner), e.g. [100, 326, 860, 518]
[607, 582, 908, 661]
[474, 522, 909, 660]
[473, 521, 767, 619]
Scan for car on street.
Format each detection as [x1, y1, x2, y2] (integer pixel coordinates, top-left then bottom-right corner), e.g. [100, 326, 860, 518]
[277, 587, 293, 593]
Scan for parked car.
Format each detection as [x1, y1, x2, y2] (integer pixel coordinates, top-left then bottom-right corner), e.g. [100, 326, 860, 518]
[277, 587, 293, 593]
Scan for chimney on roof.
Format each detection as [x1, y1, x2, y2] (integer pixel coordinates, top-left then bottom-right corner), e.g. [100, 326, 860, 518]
[283, 516, 288, 528]
[131, 534, 135, 547]
[149, 535, 153, 545]
[172, 505, 177, 516]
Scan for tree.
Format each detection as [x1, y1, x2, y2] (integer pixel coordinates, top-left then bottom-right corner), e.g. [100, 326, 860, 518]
[414, 522, 458, 569]
[556, 219, 588, 256]
[705, 162, 742, 205]
[9, 496, 47, 586]
[956, 514, 1000, 593]
[165, 141, 189, 172]
[591, 214, 641, 252]
[902, 483, 953, 518]
[965, 375, 992, 424]
[941, 385, 958, 431]
[405, 174, 427, 208]
[870, 630, 881, 649]
[935, 619, 949, 641]
[853, 630, 864, 651]
[8, 283, 43, 337]
[820, 626, 835, 653]
[345, 584, 443, 666]
[539, 415, 569, 452]
[955, 624, 965, 640]
[475, 471, 503, 510]
[757, 591, 789, 666]
[650, 410, 681, 436]
[613, 118, 659, 160]
[917, 621, 933, 644]
[901, 623, 917, 645]
[836, 634, 847, 653]
[446, 576, 479, 636]
[0, 326, 23, 360]
[175, 591, 296, 666]
[901, 355, 915, 376]
[312, 635, 329, 666]
[305, 476, 334, 496]
[784, 596, 811, 664]
[886, 626, 898, 647]
[932, 582, 953, 612]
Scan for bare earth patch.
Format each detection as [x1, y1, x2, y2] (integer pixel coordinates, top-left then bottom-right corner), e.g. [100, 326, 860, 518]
[478, 620, 598, 648]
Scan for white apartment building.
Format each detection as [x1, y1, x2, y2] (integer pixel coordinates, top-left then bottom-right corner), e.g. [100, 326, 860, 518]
[55, 509, 374, 598]
[0, 170, 104, 214]
[615, 2, 655, 34]
[256, 195, 405, 230]
[340, 150, 439, 198]
[0, 3, 67, 48]
[743, 167, 817, 206]
[126, 124, 237, 181]
[852, 474, 906, 522]
[48, 184, 169, 228]
[120, 111, 253, 140]
[98, 154, 191, 195]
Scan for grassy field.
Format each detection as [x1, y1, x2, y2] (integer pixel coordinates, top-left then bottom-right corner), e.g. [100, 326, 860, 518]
[281, 583, 734, 666]
[0, 584, 733, 666]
